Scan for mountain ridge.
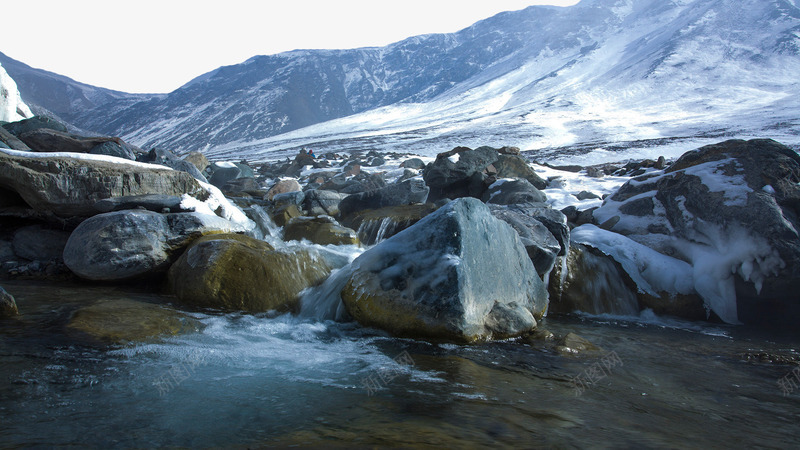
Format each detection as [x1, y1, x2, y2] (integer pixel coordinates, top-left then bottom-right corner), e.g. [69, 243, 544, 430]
[4, 0, 800, 162]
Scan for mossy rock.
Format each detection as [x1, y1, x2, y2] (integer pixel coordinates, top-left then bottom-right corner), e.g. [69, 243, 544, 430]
[0, 286, 18, 318]
[168, 234, 333, 312]
[66, 299, 201, 344]
[271, 203, 302, 227]
[283, 216, 359, 246]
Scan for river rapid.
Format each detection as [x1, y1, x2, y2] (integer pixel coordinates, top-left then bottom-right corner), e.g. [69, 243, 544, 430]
[1, 279, 798, 448]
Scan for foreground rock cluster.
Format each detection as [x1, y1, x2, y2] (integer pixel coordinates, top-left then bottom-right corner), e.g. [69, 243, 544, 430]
[1, 114, 798, 342]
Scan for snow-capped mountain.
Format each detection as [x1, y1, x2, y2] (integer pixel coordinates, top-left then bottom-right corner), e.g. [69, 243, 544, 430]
[7, 0, 800, 163]
[0, 51, 156, 128]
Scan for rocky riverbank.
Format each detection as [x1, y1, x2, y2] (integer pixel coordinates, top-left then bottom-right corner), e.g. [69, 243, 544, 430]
[1, 115, 799, 344]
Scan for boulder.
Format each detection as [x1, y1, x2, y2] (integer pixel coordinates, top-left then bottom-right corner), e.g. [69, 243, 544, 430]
[2, 116, 67, 137]
[12, 225, 71, 261]
[481, 179, 547, 205]
[17, 128, 119, 154]
[207, 161, 242, 187]
[140, 147, 207, 182]
[341, 197, 547, 342]
[272, 190, 305, 208]
[283, 216, 359, 246]
[344, 204, 439, 245]
[271, 203, 303, 227]
[168, 234, 332, 313]
[67, 299, 201, 344]
[400, 158, 425, 170]
[183, 152, 210, 173]
[493, 154, 547, 190]
[221, 177, 261, 196]
[422, 146, 499, 202]
[93, 194, 187, 214]
[320, 172, 387, 194]
[90, 141, 136, 160]
[266, 179, 302, 200]
[0, 126, 31, 151]
[0, 150, 205, 218]
[489, 206, 561, 278]
[548, 241, 707, 320]
[302, 190, 348, 216]
[593, 139, 800, 325]
[338, 178, 429, 219]
[576, 190, 601, 201]
[63, 210, 248, 281]
[505, 203, 570, 257]
[0, 286, 18, 317]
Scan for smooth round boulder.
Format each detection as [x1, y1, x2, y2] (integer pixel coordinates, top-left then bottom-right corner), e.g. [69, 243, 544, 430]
[67, 299, 201, 344]
[168, 234, 333, 313]
[63, 210, 248, 281]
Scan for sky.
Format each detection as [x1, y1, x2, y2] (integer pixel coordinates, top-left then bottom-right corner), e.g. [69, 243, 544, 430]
[2, 0, 579, 94]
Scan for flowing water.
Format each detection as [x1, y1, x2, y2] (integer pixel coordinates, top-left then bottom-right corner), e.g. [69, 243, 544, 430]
[1, 279, 799, 448]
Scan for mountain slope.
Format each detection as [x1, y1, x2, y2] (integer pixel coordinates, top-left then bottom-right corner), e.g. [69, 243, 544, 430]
[0, 51, 159, 126]
[204, 0, 800, 162]
[7, 0, 800, 162]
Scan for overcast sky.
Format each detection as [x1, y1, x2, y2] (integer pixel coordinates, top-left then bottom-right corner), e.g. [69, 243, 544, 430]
[3, 0, 580, 94]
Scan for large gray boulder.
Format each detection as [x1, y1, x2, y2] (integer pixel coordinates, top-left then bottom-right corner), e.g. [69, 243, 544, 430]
[63, 210, 249, 281]
[17, 128, 120, 154]
[303, 190, 348, 216]
[2, 116, 67, 137]
[140, 147, 207, 182]
[489, 206, 561, 278]
[505, 203, 570, 257]
[482, 178, 547, 205]
[338, 178, 429, 219]
[592, 139, 800, 325]
[493, 154, 548, 190]
[0, 150, 206, 218]
[341, 197, 547, 342]
[422, 146, 499, 202]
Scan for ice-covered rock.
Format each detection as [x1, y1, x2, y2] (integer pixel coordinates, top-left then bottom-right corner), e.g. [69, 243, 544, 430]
[0, 62, 32, 123]
[592, 139, 800, 324]
[341, 197, 547, 342]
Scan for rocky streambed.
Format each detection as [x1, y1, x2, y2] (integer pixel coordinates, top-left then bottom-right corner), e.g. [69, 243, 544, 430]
[1, 116, 799, 446]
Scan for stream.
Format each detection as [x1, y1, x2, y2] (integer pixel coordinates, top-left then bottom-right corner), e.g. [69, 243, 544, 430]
[1, 279, 798, 447]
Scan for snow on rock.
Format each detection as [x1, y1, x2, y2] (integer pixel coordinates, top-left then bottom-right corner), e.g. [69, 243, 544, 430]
[0, 62, 32, 123]
[571, 224, 694, 299]
[180, 180, 255, 230]
[589, 139, 799, 324]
